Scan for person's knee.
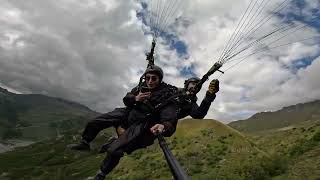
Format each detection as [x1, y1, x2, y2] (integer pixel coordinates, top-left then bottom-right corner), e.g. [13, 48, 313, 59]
[87, 117, 113, 127]
[106, 149, 124, 158]
[116, 126, 126, 137]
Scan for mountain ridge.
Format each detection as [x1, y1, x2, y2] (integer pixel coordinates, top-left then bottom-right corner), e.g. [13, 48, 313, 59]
[229, 100, 320, 133]
[0, 87, 98, 142]
[0, 86, 94, 112]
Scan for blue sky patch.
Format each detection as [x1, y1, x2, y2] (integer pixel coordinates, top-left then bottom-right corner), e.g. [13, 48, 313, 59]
[275, 0, 320, 72]
[136, 2, 189, 58]
[161, 33, 188, 58]
[240, 95, 251, 103]
[136, 2, 195, 77]
[292, 53, 320, 70]
[278, 0, 320, 31]
[180, 64, 197, 78]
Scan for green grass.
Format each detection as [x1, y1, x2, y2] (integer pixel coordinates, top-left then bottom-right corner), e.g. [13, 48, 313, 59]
[0, 119, 284, 180]
[1, 118, 320, 180]
[247, 120, 320, 179]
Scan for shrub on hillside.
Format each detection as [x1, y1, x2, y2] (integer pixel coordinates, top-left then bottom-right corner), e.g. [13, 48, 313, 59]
[18, 120, 32, 127]
[261, 154, 288, 176]
[289, 130, 320, 156]
[2, 128, 22, 139]
[311, 130, 320, 142]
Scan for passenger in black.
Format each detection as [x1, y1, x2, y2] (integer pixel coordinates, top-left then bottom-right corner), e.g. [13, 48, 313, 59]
[70, 66, 178, 152]
[93, 66, 179, 180]
[176, 77, 219, 119]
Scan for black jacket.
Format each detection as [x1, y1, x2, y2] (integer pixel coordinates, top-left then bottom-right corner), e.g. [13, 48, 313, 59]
[123, 82, 179, 137]
[176, 90, 216, 119]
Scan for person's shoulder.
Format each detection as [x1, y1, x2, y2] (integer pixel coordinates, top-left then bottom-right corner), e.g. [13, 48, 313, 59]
[177, 88, 185, 93]
[180, 92, 198, 103]
[161, 82, 178, 91]
[190, 95, 198, 102]
[131, 85, 139, 92]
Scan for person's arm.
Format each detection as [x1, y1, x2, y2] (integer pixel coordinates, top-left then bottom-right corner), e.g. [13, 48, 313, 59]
[123, 85, 152, 108]
[150, 104, 178, 137]
[189, 79, 219, 119]
[123, 86, 138, 108]
[189, 92, 216, 119]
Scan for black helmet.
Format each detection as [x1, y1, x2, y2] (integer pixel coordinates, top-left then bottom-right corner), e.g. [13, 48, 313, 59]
[144, 65, 164, 82]
[184, 77, 200, 89]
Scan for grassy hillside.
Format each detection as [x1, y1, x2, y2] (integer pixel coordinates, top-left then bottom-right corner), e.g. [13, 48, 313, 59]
[228, 100, 320, 179]
[229, 100, 320, 133]
[0, 119, 284, 180]
[0, 87, 97, 140]
[1, 94, 319, 179]
[250, 119, 320, 180]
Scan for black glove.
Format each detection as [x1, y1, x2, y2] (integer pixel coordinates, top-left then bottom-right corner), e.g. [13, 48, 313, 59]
[208, 79, 219, 94]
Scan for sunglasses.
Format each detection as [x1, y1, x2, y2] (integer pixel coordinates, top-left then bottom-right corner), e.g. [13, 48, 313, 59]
[145, 75, 159, 82]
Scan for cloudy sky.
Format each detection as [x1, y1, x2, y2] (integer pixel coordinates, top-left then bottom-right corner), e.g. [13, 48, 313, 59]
[0, 0, 319, 123]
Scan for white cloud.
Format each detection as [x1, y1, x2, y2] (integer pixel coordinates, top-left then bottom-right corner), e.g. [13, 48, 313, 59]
[0, 0, 319, 123]
[0, 0, 149, 112]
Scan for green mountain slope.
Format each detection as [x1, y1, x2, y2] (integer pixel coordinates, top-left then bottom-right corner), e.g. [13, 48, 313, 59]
[0, 119, 282, 180]
[229, 100, 320, 133]
[252, 120, 320, 180]
[227, 100, 320, 179]
[0, 87, 97, 140]
[1, 93, 319, 179]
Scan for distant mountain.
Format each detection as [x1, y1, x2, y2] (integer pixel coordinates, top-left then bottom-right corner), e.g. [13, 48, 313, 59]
[229, 100, 320, 133]
[0, 87, 98, 141]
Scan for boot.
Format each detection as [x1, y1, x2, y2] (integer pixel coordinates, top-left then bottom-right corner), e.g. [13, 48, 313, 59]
[99, 136, 117, 153]
[70, 140, 90, 151]
[94, 173, 106, 180]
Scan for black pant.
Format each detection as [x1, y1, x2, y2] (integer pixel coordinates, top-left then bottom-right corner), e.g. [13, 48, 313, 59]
[82, 107, 128, 143]
[99, 124, 156, 175]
